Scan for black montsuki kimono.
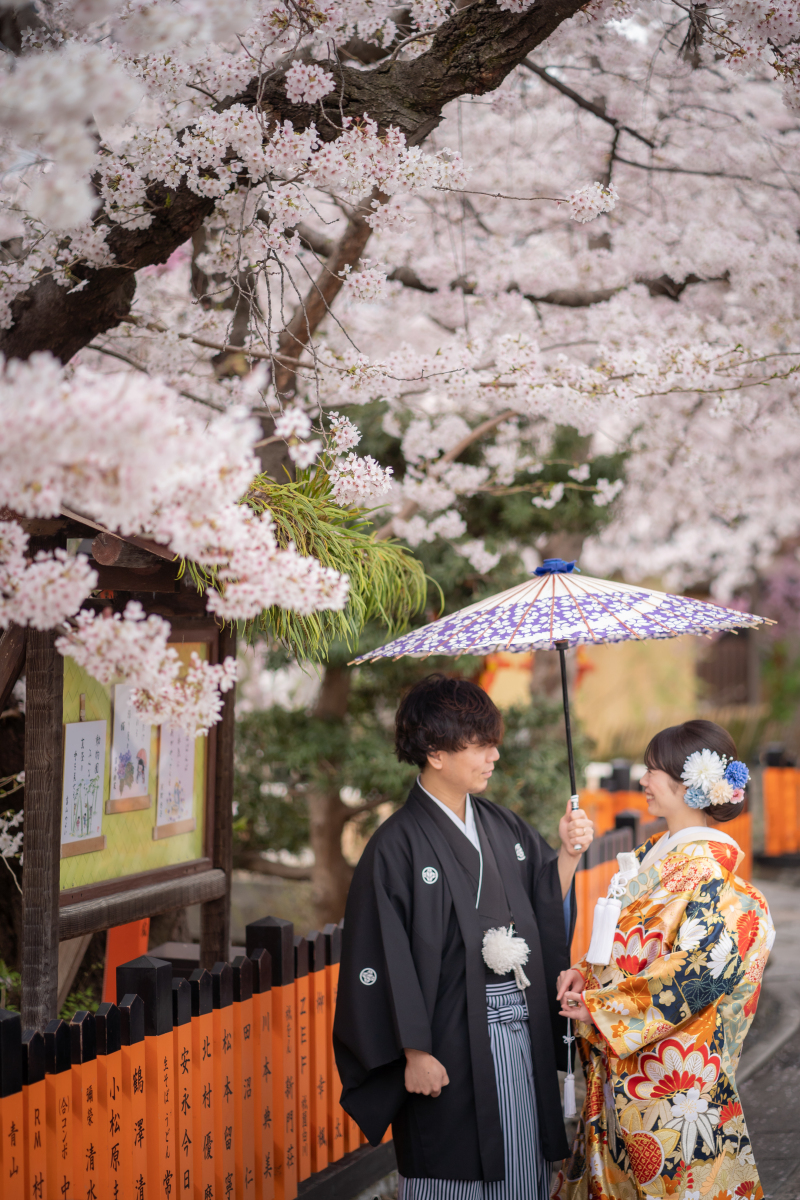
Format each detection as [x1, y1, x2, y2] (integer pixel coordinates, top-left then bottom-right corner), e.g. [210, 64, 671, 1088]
[333, 782, 575, 1182]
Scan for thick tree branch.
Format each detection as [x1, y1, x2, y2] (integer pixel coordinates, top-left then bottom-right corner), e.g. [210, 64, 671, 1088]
[274, 190, 380, 397]
[0, 0, 586, 364]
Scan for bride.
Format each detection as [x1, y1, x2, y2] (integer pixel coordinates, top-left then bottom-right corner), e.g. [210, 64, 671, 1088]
[552, 719, 774, 1200]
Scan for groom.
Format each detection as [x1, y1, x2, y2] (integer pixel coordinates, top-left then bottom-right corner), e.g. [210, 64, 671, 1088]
[333, 674, 593, 1195]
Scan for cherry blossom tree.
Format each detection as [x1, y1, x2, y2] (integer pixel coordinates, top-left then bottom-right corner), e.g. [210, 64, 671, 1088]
[3, 0, 799, 917]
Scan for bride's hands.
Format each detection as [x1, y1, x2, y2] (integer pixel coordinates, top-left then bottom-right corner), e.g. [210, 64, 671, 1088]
[556, 967, 591, 1022]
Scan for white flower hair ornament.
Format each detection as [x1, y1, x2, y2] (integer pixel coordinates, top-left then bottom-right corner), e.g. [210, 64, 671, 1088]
[681, 749, 749, 809]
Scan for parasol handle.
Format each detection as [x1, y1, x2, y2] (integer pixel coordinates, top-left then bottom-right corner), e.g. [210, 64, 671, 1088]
[556, 639, 580, 814]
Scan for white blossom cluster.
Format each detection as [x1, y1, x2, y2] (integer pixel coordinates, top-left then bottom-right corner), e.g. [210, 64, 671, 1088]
[284, 61, 336, 105]
[341, 261, 389, 302]
[327, 453, 394, 506]
[55, 602, 238, 736]
[0, 521, 98, 631]
[0, 354, 350, 724]
[566, 181, 619, 224]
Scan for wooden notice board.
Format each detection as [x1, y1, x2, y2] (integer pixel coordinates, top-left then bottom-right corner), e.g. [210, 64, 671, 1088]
[59, 624, 219, 906]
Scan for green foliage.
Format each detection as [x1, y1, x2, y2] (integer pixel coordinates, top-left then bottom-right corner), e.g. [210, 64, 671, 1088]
[247, 474, 431, 657]
[185, 469, 429, 661]
[0, 960, 20, 1012]
[59, 978, 103, 1022]
[762, 640, 800, 725]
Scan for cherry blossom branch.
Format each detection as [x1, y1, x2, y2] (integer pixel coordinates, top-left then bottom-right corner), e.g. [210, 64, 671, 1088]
[0, 0, 588, 364]
[87, 342, 228, 411]
[374, 408, 518, 539]
[520, 60, 656, 149]
[614, 156, 799, 191]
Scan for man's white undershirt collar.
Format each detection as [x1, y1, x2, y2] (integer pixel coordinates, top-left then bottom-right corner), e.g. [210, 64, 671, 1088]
[416, 776, 481, 853]
[417, 777, 484, 907]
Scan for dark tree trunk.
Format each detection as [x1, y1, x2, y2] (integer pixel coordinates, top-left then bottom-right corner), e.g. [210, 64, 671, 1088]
[0, 0, 586, 364]
[200, 625, 236, 968]
[308, 665, 354, 926]
[307, 786, 354, 928]
[0, 706, 25, 969]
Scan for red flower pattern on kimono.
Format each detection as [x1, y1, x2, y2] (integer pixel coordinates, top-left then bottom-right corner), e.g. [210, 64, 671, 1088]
[626, 1038, 721, 1101]
[611, 925, 664, 976]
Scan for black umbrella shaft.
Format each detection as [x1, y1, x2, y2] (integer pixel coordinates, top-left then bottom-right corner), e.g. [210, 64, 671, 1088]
[557, 642, 579, 805]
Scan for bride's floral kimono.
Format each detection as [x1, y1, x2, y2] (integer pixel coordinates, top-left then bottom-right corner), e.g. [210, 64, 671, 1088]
[552, 831, 774, 1200]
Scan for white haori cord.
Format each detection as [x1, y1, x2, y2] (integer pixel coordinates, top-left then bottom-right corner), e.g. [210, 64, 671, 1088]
[562, 1020, 576, 1118]
[482, 925, 531, 991]
[585, 827, 742, 966]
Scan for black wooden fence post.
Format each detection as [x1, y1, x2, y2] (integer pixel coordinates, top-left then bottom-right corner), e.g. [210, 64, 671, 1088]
[21, 630, 64, 1032]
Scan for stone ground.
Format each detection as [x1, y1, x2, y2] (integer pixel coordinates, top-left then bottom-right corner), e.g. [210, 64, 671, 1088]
[738, 876, 800, 1200]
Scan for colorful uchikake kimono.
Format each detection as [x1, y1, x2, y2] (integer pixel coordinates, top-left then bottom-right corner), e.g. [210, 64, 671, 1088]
[552, 828, 774, 1200]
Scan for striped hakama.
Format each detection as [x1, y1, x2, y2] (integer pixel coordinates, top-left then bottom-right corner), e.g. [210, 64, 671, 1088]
[398, 981, 552, 1200]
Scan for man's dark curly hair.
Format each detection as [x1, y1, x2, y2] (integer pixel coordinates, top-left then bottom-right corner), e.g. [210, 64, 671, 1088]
[394, 674, 504, 769]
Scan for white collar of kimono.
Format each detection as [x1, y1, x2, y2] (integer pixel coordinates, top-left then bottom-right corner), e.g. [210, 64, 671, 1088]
[416, 778, 484, 908]
[416, 777, 481, 854]
[619, 825, 741, 883]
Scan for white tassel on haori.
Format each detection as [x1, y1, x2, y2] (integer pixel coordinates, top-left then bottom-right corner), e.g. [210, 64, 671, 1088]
[586, 850, 639, 966]
[562, 1020, 576, 1118]
[482, 925, 531, 991]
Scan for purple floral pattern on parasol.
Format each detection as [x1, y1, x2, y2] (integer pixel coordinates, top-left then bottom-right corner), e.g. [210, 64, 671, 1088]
[352, 571, 767, 662]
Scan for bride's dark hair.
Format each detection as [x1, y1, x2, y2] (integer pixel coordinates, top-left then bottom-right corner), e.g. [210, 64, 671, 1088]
[644, 719, 745, 823]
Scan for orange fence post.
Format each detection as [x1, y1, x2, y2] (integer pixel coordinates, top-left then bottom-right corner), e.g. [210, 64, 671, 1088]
[0, 1008, 23, 1200]
[70, 1010, 102, 1200]
[118, 955, 179, 1200]
[96, 1003, 124, 1200]
[246, 917, 297, 1200]
[22, 1030, 47, 1200]
[210, 962, 236, 1200]
[172, 980, 193, 1200]
[322, 923, 345, 1163]
[45, 1018, 73, 1200]
[232, 955, 256, 1199]
[248, 948, 274, 1200]
[293, 938, 311, 1183]
[578, 790, 615, 837]
[118, 995, 147, 1200]
[762, 767, 783, 857]
[781, 768, 799, 854]
[571, 868, 589, 963]
[187, 969, 214, 1200]
[102, 921, 150, 1005]
[306, 933, 328, 1176]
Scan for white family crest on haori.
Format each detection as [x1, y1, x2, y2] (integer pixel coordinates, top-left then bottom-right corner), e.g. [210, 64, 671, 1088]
[514, 843, 526, 861]
[482, 926, 531, 991]
[422, 866, 439, 884]
[352, 566, 767, 661]
[359, 967, 377, 986]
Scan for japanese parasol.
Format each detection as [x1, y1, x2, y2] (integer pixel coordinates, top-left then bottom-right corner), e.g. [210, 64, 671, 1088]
[352, 558, 770, 810]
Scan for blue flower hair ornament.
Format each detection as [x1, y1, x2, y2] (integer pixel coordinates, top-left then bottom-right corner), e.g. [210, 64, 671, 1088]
[681, 748, 749, 809]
